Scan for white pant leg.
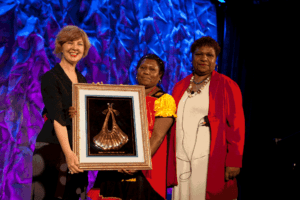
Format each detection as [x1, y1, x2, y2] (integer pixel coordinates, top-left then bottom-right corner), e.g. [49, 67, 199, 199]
[172, 155, 208, 200]
[172, 158, 190, 200]
[189, 155, 209, 200]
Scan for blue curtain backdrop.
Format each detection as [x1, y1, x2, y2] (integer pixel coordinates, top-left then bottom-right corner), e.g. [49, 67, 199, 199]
[0, 0, 218, 199]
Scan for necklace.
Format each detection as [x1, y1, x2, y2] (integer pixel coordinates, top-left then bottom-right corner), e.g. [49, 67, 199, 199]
[187, 76, 210, 98]
[193, 79, 204, 85]
[146, 86, 157, 96]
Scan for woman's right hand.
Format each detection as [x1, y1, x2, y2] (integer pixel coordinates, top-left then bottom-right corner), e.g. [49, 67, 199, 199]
[65, 150, 84, 174]
[69, 106, 77, 118]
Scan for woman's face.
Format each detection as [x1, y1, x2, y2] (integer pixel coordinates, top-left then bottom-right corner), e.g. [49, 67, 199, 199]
[61, 38, 85, 65]
[137, 58, 161, 88]
[192, 46, 217, 76]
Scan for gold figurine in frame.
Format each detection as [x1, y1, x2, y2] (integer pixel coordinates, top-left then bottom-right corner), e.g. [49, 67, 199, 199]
[72, 83, 152, 170]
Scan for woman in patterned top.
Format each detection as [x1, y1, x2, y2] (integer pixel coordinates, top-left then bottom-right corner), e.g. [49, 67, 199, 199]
[87, 54, 177, 200]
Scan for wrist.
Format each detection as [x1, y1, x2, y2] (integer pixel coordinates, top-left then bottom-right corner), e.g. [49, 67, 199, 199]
[62, 148, 73, 156]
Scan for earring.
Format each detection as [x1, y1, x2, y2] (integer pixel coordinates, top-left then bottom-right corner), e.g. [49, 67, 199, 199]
[159, 79, 162, 84]
[136, 76, 138, 80]
[215, 65, 218, 72]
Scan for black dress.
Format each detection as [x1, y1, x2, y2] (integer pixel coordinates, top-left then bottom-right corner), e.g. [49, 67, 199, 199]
[31, 64, 88, 200]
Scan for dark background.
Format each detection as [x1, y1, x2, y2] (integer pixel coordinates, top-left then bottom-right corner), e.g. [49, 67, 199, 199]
[213, 0, 300, 199]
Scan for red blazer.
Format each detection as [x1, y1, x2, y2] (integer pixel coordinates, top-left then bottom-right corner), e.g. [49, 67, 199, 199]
[167, 70, 245, 200]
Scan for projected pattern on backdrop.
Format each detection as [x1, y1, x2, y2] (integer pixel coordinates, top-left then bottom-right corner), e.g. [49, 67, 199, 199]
[0, 0, 216, 199]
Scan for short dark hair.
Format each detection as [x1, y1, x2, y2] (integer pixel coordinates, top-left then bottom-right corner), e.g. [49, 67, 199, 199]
[190, 36, 221, 57]
[136, 53, 165, 79]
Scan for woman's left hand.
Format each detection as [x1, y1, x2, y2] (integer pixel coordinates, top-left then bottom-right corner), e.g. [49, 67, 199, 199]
[118, 169, 138, 175]
[225, 167, 240, 181]
[65, 150, 84, 174]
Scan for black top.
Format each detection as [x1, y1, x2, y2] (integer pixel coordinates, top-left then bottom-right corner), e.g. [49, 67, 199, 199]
[36, 63, 87, 148]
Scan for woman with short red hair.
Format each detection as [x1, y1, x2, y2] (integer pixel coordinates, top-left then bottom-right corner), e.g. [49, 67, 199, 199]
[31, 25, 91, 200]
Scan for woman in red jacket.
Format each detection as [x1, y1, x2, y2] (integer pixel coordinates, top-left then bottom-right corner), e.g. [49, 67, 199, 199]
[169, 36, 245, 200]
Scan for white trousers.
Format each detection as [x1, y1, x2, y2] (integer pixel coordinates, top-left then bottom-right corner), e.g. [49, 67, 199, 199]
[172, 155, 209, 200]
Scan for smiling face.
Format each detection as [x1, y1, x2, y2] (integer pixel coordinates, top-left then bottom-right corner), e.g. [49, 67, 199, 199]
[137, 58, 162, 88]
[61, 38, 85, 65]
[192, 46, 217, 77]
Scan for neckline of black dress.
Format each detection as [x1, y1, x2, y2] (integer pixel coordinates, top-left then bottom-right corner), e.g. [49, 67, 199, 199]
[54, 63, 80, 84]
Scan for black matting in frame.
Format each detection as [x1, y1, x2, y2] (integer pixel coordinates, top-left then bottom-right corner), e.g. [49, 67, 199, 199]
[86, 96, 137, 156]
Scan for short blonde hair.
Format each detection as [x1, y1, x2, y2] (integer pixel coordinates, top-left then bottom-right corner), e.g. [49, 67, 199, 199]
[54, 25, 91, 58]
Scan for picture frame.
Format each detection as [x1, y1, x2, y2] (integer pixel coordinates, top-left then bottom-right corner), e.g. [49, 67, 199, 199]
[72, 83, 152, 170]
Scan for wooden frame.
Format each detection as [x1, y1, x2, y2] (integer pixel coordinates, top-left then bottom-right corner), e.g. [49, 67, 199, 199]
[72, 83, 152, 170]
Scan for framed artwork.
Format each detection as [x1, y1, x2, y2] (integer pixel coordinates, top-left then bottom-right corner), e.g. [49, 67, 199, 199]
[72, 83, 151, 170]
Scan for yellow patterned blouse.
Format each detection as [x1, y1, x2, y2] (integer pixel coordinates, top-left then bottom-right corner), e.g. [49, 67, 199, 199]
[154, 94, 177, 118]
